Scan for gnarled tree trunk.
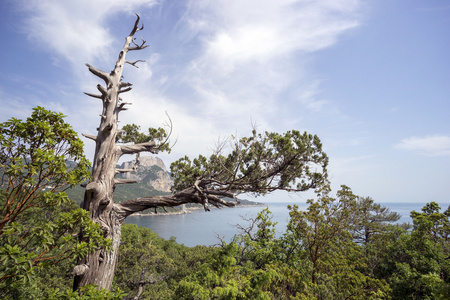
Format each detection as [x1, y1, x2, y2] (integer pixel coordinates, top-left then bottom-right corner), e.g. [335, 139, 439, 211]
[73, 15, 328, 291]
[72, 15, 151, 290]
[72, 16, 235, 291]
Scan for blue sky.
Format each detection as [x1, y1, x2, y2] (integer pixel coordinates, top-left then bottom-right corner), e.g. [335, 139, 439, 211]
[0, 0, 449, 204]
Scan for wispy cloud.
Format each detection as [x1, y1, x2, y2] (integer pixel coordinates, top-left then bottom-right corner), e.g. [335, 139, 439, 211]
[11, 0, 364, 162]
[395, 135, 450, 156]
[116, 0, 364, 160]
[168, 0, 362, 132]
[19, 0, 157, 68]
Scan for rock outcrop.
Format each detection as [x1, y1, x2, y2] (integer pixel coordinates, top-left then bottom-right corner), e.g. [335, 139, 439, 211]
[119, 156, 173, 193]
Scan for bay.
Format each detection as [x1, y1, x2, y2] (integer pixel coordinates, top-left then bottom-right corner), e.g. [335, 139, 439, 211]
[125, 202, 434, 247]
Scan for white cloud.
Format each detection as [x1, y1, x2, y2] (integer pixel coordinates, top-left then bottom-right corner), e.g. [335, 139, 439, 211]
[19, 0, 158, 68]
[162, 0, 363, 136]
[119, 0, 363, 164]
[194, 0, 360, 68]
[11, 0, 364, 165]
[395, 135, 450, 156]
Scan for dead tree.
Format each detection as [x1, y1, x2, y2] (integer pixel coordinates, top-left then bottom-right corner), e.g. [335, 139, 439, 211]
[73, 15, 328, 291]
[72, 15, 234, 291]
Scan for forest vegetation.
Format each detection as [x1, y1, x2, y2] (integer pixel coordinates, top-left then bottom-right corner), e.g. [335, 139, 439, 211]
[1, 182, 449, 299]
[1, 16, 449, 299]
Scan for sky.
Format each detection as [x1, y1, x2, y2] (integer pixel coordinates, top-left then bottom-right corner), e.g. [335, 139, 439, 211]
[0, 0, 449, 204]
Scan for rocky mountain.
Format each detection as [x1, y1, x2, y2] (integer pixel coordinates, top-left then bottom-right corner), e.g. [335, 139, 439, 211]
[66, 157, 265, 208]
[118, 156, 173, 193]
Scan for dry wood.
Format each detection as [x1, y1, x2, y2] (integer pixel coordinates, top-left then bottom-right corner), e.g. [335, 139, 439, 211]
[73, 15, 237, 291]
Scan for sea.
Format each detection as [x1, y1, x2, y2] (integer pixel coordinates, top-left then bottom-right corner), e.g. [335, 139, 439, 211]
[125, 202, 444, 247]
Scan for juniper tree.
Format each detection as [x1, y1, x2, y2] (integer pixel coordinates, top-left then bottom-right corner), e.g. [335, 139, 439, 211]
[73, 15, 329, 290]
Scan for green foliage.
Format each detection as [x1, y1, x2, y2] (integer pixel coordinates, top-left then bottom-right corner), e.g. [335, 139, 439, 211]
[47, 284, 127, 299]
[0, 107, 91, 226]
[377, 202, 450, 299]
[174, 188, 396, 299]
[0, 107, 109, 296]
[4, 108, 447, 299]
[114, 224, 217, 299]
[108, 199, 449, 299]
[285, 186, 357, 280]
[116, 123, 171, 153]
[279, 186, 392, 299]
[231, 208, 279, 269]
[170, 130, 328, 196]
[352, 196, 402, 244]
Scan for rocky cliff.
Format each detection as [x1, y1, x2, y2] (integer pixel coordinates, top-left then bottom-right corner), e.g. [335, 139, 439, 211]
[119, 156, 173, 193]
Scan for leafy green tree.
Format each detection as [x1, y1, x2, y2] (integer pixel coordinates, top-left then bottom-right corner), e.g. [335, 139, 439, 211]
[74, 16, 328, 290]
[351, 196, 401, 244]
[175, 241, 279, 300]
[0, 107, 109, 297]
[114, 224, 176, 299]
[284, 186, 391, 299]
[114, 224, 218, 299]
[285, 185, 357, 284]
[378, 202, 450, 299]
[173, 209, 285, 300]
[231, 208, 279, 269]
[349, 196, 406, 279]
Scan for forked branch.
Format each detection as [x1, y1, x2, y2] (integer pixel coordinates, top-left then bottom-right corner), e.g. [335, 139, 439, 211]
[125, 60, 145, 68]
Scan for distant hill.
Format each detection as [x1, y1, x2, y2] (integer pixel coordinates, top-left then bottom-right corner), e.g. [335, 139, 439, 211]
[66, 156, 265, 208]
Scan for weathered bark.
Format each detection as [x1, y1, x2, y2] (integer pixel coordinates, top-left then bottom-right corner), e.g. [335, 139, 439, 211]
[73, 15, 328, 291]
[73, 15, 152, 290]
[73, 15, 238, 291]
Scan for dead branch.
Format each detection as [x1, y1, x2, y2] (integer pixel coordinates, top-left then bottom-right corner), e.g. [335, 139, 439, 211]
[129, 14, 144, 36]
[119, 141, 158, 155]
[82, 133, 97, 141]
[83, 92, 103, 99]
[128, 38, 148, 51]
[85, 64, 110, 83]
[118, 87, 133, 94]
[114, 178, 138, 185]
[114, 188, 237, 219]
[125, 60, 145, 68]
[97, 84, 107, 96]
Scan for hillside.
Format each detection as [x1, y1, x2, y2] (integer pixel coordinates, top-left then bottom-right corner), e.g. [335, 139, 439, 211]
[66, 156, 264, 208]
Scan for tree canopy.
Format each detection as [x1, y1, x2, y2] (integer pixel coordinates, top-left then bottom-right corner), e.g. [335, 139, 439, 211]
[0, 107, 109, 297]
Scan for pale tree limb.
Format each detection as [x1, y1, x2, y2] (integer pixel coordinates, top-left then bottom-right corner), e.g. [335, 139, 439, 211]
[128, 38, 148, 51]
[85, 64, 109, 83]
[119, 142, 158, 155]
[120, 82, 133, 88]
[97, 84, 107, 96]
[114, 179, 138, 185]
[119, 87, 133, 94]
[82, 133, 97, 141]
[115, 169, 136, 174]
[114, 189, 238, 220]
[83, 92, 103, 99]
[125, 60, 145, 68]
[129, 14, 144, 36]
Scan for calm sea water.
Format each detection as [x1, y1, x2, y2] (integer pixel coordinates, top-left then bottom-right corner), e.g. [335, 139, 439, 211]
[125, 202, 439, 247]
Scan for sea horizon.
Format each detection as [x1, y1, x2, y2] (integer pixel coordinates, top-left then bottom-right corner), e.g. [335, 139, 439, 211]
[125, 201, 441, 247]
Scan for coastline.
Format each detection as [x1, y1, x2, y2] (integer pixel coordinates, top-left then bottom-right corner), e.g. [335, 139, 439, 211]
[130, 203, 267, 217]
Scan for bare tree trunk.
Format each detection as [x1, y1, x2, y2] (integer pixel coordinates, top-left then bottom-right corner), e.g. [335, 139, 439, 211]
[72, 15, 327, 291]
[72, 15, 236, 291]
[72, 15, 153, 290]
